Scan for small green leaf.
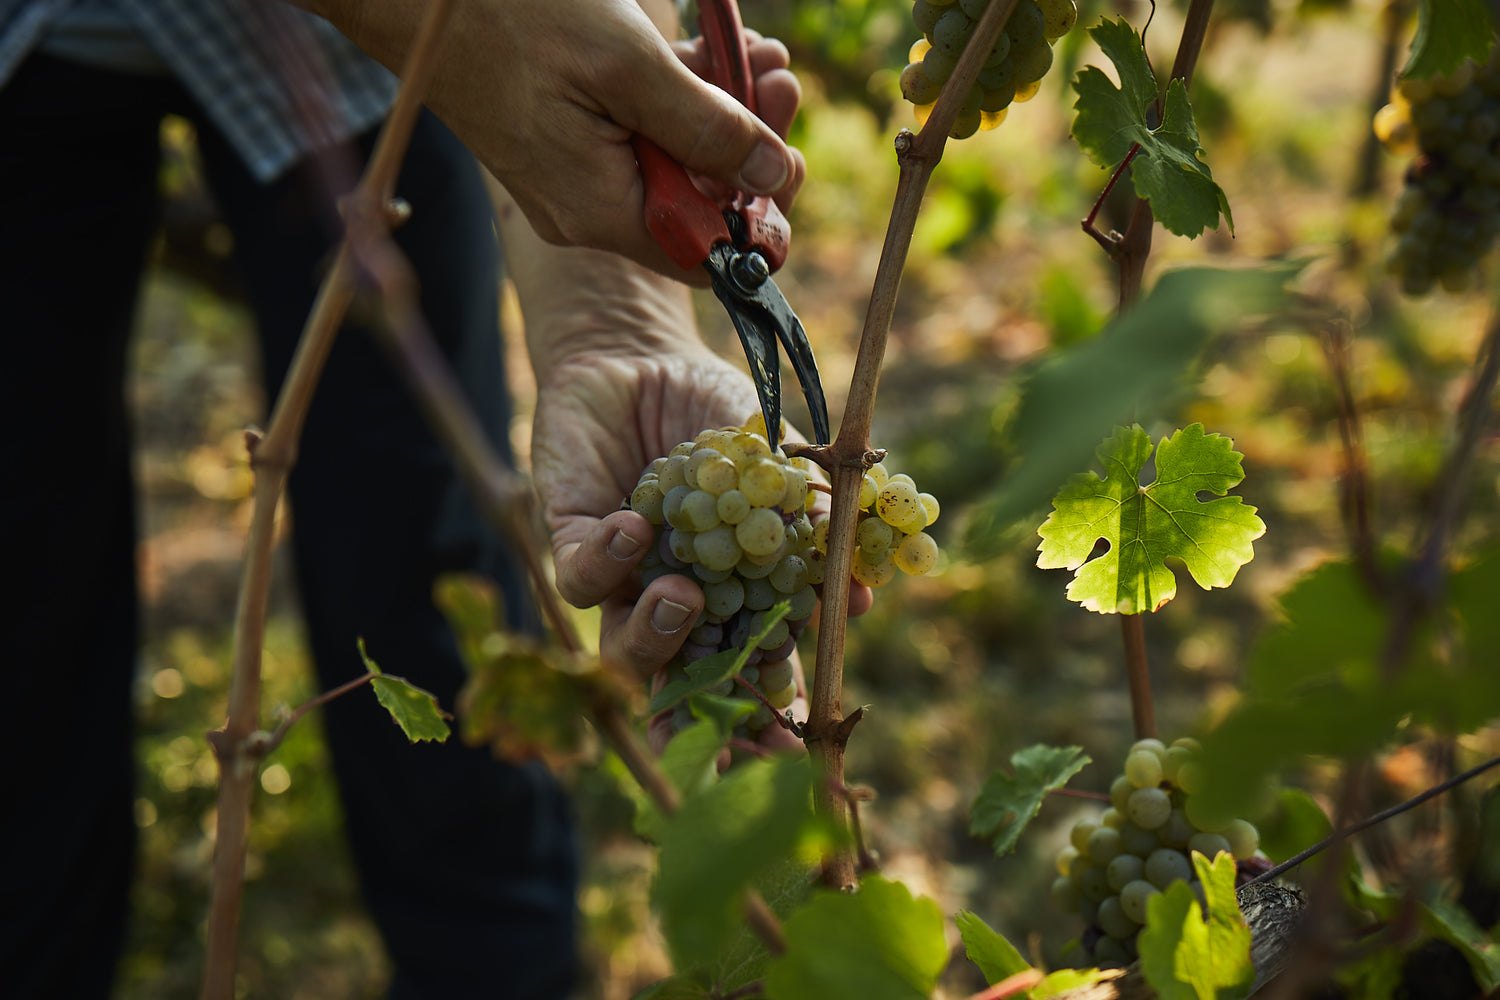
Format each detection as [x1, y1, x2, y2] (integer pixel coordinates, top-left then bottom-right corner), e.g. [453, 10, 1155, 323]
[956, 910, 1031, 984]
[709, 857, 818, 995]
[1037, 424, 1264, 615]
[1422, 899, 1500, 991]
[970, 745, 1091, 855]
[1028, 968, 1121, 998]
[657, 756, 826, 968]
[357, 639, 451, 743]
[1138, 852, 1253, 1000]
[648, 604, 789, 715]
[762, 876, 949, 1000]
[631, 975, 712, 1000]
[1401, 0, 1496, 79]
[633, 697, 756, 841]
[1072, 19, 1232, 237]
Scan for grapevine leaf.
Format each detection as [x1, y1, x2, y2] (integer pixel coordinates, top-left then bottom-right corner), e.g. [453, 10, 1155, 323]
[1037, 424, 1265, 615]
[1401, 0, 1496, 79]
[1138, 852, 1253, 1000]
[1421, 899, 1500, 991]
[657, 755, 827, 969]
[709, 856, 818, 995]
[648, 603, 789, 715]
[357, 639, 451, 743]
[970, 745, 1091, 856]
[632, 699, 753, 842]
[761, 876, 948, 1000]
[1258, 788, 1351, 885]
[967, 264, 1295, 545]
[1072, 18, 1232, 237]
[956, 910, 1031, 984]
[1028, 968, 1122, 998]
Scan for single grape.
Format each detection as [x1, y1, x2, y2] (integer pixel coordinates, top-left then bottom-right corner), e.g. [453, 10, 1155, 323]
[703, 577, 745, 617]
[1119, 879, 1161, 924]
[716, 489, 750, 525]
[932, 7, 975, 55]
[769, 554, 809, 593]
[1188, 832, 1232, 860]
[765, 680, 798, 710]
[1052, 874, 1081, 911]
[1118, 821, 1158, 857]
[1124, 749, 1164, 788]
[743, 577, 777, 612]
[1144, 848, 1193, 889]
[1056, 844, 1080, 876]
[877, 480, 924, 528]
[1086, 825, 1123, 864]
[1003, 0, 1046, 47]
[736, 507, 786, 558]
[912, 0, 944, 34]
[852, 549, 897, 587]
[1078, 864, 1111, 902]
[1223, 818, 1260, 859]
[1106, 852, 1145, 892]
[694, 526, 743, 572]
[1010, 36, 1052, 84]
[631, 480, 665, 523]
[922, 39, 959, 84]
[678, 489, 721, 532]
[1097, 895, 1138, 939]
[1127, 786, 1172, 830]
[1070, 819, 1098, 853]
[894, 531, 940, 575]
[857, 517, 896, 557]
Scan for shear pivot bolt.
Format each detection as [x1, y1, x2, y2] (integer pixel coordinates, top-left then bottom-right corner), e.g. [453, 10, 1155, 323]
[729, 251, 770, 292]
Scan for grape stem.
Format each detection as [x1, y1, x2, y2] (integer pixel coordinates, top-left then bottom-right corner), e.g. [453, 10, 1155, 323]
[1247, 753, 1500, 889]
[801, 0, 1021, 892]
[734, 674, 802, 735]
[201, 4, 458, 996]
[1080, 142, 1142, 253]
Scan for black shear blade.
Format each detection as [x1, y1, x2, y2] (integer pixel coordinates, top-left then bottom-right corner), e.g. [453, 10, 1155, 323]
[704, 247, 832, 446]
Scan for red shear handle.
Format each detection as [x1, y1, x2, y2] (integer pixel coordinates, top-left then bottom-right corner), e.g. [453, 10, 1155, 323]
[698, 0, 756, 114]
[632, 134, 731, 273]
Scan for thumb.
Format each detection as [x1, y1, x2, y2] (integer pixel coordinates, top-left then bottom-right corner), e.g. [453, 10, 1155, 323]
[615, 58, 795, 197]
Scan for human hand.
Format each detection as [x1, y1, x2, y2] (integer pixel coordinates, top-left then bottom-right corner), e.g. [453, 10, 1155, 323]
[323, 0, 806, 278]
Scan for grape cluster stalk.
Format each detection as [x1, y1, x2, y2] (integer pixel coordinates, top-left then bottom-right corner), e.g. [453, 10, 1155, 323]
[1052, 738, 1264, 969]
[628, 417, 940, 739]
[1375, 52, 1500, 295]
[900, 0, 1079, 139]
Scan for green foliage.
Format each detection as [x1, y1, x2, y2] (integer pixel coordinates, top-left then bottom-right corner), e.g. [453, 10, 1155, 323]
[971, 744, 1091, 855]
[1072, 18, 1233, 237]
[656, 755, 828, 970]
[967, 264, 1295, 544]
[357, 639, 450, 743]
[633, 699, 753, 842]
[649, 604, 789, 715]
[1138, 852, 1253, 1000]
[1349, 877, 1500, 992]
[1037, 424, 1265, 614]
[1197, 554, 1500, 815]
[956, 909, 1031, 984]
[762, 876, 949, 1000]
[1400, 0, 1497, 79]
[1028, 968, 1122, 997]
[1257, 787, 1339, 880]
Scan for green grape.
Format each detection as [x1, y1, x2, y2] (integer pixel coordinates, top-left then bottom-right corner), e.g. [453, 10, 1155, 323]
[716, 489, 750, 525]
[921, 44, 958, 86]
[693, 450, 738, 495]
[1188, 831, 1232, 860]
[1099, 806, 1125, 829]
[894, 531, 940, 575]
[1052, 875, 1080, 911]
[769, 554, 809, 593]
[703, 577, 746, 617]
[857, 516, 896, 557]
[1097, 895, 1138, 940]
[1056, 844, 1081, 876]
[959, 0, 989, 17]
[1126, 786, 1172, 829]
[900, 62, 942, 106]
[743, 577, 777, 611]
[917, 492, 940, 525]
[1109, 774, 1134, 810]
[877, 480, 924, 528]
[663, 484, 693, 525]
[759, 658, 794, 692]
[867, 462, 891, 489]
[693, 561, 733, 584]
[1106, 852, 1145, 891]
[1159, 808, 1193, 848]
[1038, 0, 1077, 38]
[1092, 934, 1130, 967]
[1124, 749, 1163, 788]
[1010, 35, 1052, 84]
[678, 489, 721, 531]
[912, 0, 943, 33]
[693, 525, 743, 572]
[932, 7, 975, 55]
[736, 507, 786, 558]
[981, 81, 1016, 112]
[631, 480, 665, 523]
[1223, 818, 1260, 859]
[1118, 821, 1158, 857]
[754, 615, 791, 651]
[858, 474, 879, 508]
[852, 549, 897, 587]
[1086, 825, 1123, 864]
[1003, 0, 1046, 48]
[1078, 864, 1110, 902]
[765, 680, 798, 710]
[786, 584, 818, 620]
[1070, 819, 1098, 853]
[1118, 879, 1160, 923]
[1144, 848, 1192, 888]
[739, 460, 787, 507]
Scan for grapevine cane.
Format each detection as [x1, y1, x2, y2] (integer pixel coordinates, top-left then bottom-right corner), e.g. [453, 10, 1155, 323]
[199, 2, 457, 997]
[797, 0, 1020, 889]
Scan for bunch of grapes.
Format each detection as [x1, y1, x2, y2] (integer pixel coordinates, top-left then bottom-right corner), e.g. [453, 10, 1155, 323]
[1374, 53, 1500, 295]
[628, 418, 941, 738]
[810, 460, 941, 587]
[630, 416, 819, 735]
[1051, 738, 1263, 970]
[900, 0, 1079, 140]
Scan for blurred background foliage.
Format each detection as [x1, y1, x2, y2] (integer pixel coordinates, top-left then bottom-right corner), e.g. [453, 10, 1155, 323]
[120, 0, 1499, 996]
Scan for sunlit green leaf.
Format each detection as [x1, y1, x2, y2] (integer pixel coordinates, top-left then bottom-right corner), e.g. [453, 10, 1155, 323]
[710, 857, 818, 995]
[1072, 18, 1232, 237]
[971, 745, 1091, 855]
[1037, 424, 1264, 614]
[1137, 852, 1253, 1000]
[1028, 968, 1121, 998]
[762, 877, 949, 1000]
[631, 975, 713, 1000]
[956, 910, 1031, 984]
[358, 639, 450, 743]
[1401, 0, 1496, 79]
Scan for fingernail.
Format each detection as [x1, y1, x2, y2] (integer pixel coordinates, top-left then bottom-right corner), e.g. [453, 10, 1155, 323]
[652, 598, 693, 634]
[738, 142, 789, 193]
[608, 528, 645, 560]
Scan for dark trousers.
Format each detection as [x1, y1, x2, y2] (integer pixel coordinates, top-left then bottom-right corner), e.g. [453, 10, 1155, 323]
[0, 54, 577, 999]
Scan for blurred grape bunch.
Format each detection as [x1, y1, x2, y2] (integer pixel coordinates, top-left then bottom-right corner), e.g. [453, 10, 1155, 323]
[900, 0, 1079, 139]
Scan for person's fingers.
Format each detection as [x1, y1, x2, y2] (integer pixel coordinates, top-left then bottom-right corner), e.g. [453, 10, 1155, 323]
[599, 571, 705, 682]
[552, 509, 656, 609]
[608, 51, 795, 200]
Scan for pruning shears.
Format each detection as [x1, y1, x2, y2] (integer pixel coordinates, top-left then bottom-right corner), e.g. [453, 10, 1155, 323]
[631, 0, 831, 447]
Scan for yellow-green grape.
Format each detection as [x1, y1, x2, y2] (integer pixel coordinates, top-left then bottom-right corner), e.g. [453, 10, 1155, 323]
[693, 449, 739, 495]
[716, 489, 750, 525]
[735, 507, 786, 558]
[631, 480, 665, 523]
[703, 577, 745, 617]
[678, 489, 720, 531]
[918, 492, 940, 525]
[811, 515, 831, 554]
[876, 480, 923, 528]
[1038, 0, 1077, 39]
[1223, 818, 1260, 859]
[867, 462, 891, 491]
[857, 516, 896, 558]
[894, 531, 939, 575]
[740, 459, 787, 507]
[859, 474, 879, 509]
[851, 549, 897, 587]
[694, 526, 743, 572]
[1123, 749, 1163, 788]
